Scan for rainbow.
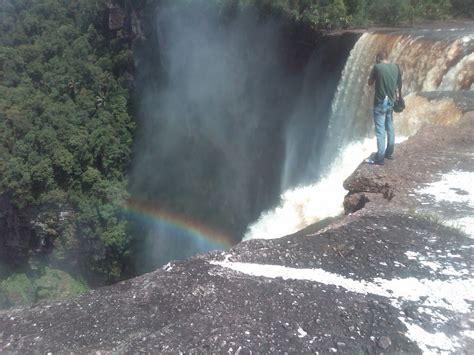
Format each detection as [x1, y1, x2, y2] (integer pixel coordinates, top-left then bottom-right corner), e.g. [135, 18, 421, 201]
[124, 199, 234, 250]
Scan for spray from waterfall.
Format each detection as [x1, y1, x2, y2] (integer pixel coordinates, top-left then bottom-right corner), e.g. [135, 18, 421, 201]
[131, 4, 289, 269]
[280, 35, 356, 191]
[131, 3, 354, 270]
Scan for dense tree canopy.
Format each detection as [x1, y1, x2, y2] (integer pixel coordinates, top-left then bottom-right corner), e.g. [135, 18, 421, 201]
[0, 0, 135, 280]
[204, 0, 472, 28]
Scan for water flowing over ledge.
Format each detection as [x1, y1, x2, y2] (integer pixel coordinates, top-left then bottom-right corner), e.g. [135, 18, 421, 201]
[246, 29, 474, 241]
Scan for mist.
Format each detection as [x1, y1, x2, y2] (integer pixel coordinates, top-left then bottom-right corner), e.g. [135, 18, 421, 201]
[129, 2, 355, 272]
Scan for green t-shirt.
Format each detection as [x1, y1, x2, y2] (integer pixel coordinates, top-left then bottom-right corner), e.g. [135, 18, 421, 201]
[370, 63, 400, 105]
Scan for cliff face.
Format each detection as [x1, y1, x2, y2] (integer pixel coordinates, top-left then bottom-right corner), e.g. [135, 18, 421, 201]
[1, 97, 472, 353]
[0, 197, 36, 263]
[106, 0, 145, 39]
[0, 197, 70, 266]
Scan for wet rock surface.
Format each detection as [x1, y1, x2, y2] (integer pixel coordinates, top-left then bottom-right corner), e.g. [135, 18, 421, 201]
[0, 114, 473, 353]
[419, 91, 474, 113]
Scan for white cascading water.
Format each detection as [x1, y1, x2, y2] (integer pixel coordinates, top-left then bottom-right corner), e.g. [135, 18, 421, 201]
[244, 137, 377, 240]
[439, 52, 474, 91]
[245, 29, 474, 241]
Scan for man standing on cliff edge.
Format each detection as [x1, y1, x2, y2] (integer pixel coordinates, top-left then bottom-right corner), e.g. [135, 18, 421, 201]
[366, 51, 402, 165]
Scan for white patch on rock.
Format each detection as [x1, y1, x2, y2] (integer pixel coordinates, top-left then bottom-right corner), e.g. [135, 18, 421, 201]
[211, 260, 474, 353]
[405, 251, 421, 260]
[417, 307, 449, 322]
[378, 277, 472, 313]
[297, 327, 308, 338]
[444, 216, 474, 239]
[400, 319, 459, 354]
[211, 261, 473, 313]
[418, 260, 443, 272]
[417, 171, 474, 207]
[163, 263, 173, 271]
[462, 330, 474, 339]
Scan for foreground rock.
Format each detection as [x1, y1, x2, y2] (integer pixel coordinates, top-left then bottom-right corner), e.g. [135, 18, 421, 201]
[1, 111, 473, 353]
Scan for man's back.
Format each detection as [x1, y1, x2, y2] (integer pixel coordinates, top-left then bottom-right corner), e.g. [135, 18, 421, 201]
[371, 63, 399, 105]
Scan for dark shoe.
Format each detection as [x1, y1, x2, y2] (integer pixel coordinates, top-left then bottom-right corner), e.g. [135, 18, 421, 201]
[364, 157, 384, 165]
[385, 155, 394, 160]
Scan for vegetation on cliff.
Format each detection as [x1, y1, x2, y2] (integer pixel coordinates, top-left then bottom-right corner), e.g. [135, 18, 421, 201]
[0, 268, 87, 308]
[275, 0, 472, 28]
[185, 0, 473, 29]
[0, 0, 134, 290]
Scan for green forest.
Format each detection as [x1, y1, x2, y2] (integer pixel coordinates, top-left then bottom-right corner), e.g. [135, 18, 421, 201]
[0, 0, 472, 307]
[0, 0, 135, 306]
[203, 0, 473, 28]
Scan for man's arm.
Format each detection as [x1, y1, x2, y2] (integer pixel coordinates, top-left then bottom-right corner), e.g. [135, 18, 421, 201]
[368, 67, 375, 86]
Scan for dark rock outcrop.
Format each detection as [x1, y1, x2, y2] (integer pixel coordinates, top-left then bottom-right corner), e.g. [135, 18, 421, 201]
[0, 197, 71, 266]
[106, 0, 145, 39]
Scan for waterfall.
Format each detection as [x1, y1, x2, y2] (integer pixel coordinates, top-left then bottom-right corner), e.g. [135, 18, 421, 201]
[245, 29, 474, 241]
[439, 52, 474, 91]
[280, 34, 357, 191]
[323, 30, 473, 163]
[131, 5, 359, 269]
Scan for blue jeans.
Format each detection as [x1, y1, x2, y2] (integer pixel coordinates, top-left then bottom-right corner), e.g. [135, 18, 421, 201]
[373, 98, 395, 162]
